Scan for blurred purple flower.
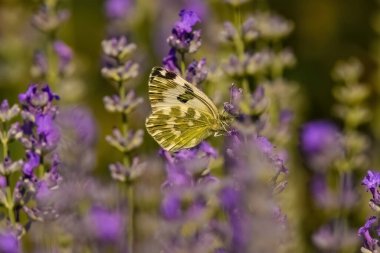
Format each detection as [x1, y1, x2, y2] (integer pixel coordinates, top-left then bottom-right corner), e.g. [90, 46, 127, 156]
[36, 114, 60, 149]
[161, 194, 182, 220]
[222, 130, 289, 252]
[224, 84, 243, 117]
[0, 232, 20, 253]
[161, 142, 217, 188]
[105, 0, 130, 19]
[186, 58, 207, 85]
[23, 151, 40, 177]
[301, 121, 339, 154]
[183, 0, 208, 19]
[53, 41, 72, 74]
[0, 176, 6, 188]
[57, 107, 97, 148]
[31, 51, 48, 79]
[313, 222, 359, 251]
[311, 173, 357, 209]
[279, 110, 293, 125]
[159, 142, 224, 252]
[87, 206, 123, 243]
[300, 121, 343, 171]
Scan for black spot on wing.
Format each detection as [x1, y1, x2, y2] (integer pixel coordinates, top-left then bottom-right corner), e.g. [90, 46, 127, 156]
[151, 67, 165, 78]
[165, 71, 177, 80]
[177, 91, 194, 103]
[150, 67, 177, 82]
[177, 95, 188, 103]
[177, 83, 195, 103]
[184, 83, 194, 93]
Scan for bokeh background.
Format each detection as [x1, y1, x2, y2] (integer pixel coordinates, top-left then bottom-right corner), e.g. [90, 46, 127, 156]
[0, 0, 379, 252]
[0, 0, 377, 167]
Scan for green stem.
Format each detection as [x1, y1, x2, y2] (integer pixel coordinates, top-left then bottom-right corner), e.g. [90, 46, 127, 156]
[271, 40, 283, 79]
[46, 32, 58, 88]
[119, 84, 129, 137]
[127, 183, 134, 253]
[5, 178, 15, 225]
[119, 81, 134, 252]
[0, 126, 15, 225]
[233, 7, 251, 96]
[180, 53, 186, 76]
[1, 139, 7, 161]
[37, 164, 45, 179]
[1, 123, 8, 160]
[233, 6, 245, 59]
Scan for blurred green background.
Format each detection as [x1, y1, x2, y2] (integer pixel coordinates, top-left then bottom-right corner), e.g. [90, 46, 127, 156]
[0, 0, 377, 172]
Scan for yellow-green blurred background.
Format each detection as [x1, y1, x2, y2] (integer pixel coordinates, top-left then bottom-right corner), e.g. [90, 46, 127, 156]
[0, 0, 377, 173]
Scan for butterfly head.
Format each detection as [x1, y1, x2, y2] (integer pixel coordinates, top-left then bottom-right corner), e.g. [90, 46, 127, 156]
[211, 113, 233, 136]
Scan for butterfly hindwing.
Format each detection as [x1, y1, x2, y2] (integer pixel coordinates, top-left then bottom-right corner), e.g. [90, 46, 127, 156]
[148, 67, 219, 119]
[145, 105, 212, 152]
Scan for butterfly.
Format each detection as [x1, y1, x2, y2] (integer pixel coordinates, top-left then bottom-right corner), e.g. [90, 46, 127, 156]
[145, 67, 231, 152]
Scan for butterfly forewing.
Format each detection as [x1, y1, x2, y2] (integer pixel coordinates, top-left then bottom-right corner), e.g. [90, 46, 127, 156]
[149, 67, 219, 118]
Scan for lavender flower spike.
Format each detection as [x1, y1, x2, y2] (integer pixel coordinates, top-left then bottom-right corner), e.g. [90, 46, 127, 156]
[167, 9, 201, 54]
[23, 151, 40, 177]
[358, 216, 379, 252]
[19, 84, 59, 115]
[362, 170, 380, 208]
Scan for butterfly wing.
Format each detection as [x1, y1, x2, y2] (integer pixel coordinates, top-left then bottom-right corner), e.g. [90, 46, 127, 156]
[148, 67, 219, 119]
[146, 105, 213, 152]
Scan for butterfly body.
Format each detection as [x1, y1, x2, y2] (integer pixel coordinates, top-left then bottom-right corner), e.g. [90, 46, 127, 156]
[146, 67, 230, 152]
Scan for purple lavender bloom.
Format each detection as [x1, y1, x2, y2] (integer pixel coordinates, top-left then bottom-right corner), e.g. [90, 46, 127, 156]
[105, 0, 130, 19]
[19, 84, 59, 115]
[362, 170, 380, 206]
[0, 232, 20, 253]
[23, 151, 40, 176]
[167, 9, 201, 53]
[36, 114, 60, 149]
[160, 141, 218, 189]
[86, 206, 123, 243]
[300, 121, 343, 171]
[160, 150, 193, 188]
[163, 48, 180, 72]
[224, 84, 243, 117]
[0, 100, 20, 123]
[175, 9, 200, 33]
[183, 0, 208, 19]
[358, 216, 379, 251]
